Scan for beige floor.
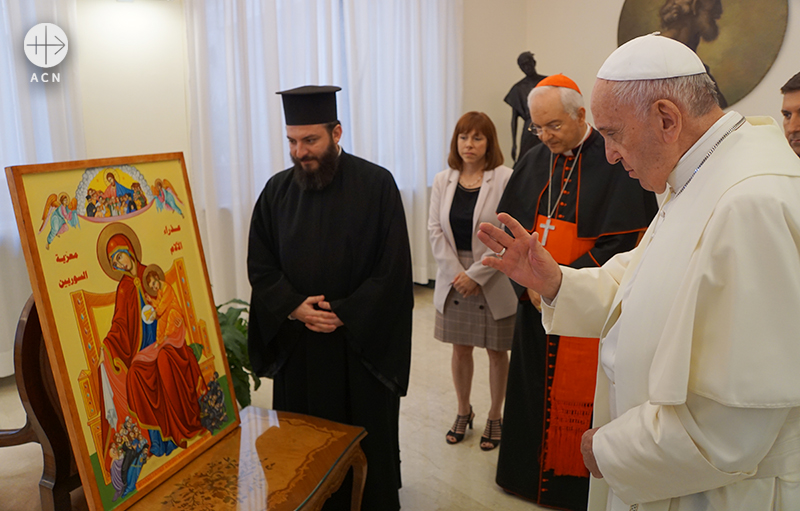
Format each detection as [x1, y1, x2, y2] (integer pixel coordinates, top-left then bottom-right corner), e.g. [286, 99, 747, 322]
[0, 285, 543, 510]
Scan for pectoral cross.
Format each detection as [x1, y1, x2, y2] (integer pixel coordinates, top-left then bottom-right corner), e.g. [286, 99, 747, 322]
[539, 217, 555, 246]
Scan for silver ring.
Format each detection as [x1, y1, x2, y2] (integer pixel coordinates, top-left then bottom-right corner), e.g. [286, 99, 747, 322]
[496, 247, 506, 258]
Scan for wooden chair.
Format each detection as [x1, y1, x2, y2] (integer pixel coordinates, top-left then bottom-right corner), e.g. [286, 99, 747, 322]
[0, 296, 80, 511]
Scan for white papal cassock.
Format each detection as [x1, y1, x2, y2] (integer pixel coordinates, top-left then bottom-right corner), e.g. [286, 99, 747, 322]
[542, 113, 800, 511]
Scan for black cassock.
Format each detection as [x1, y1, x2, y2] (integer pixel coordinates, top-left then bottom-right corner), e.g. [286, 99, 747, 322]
[247, 151, 413, 511]
[495, 129, 658, 511]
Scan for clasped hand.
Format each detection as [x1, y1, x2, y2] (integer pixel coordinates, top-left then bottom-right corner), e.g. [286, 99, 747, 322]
[291, 295, 344, 333]
[452, 272, 479, 297]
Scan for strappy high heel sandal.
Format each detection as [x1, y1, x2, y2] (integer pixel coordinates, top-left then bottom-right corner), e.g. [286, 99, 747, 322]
[480, 417, 502, 451]
[445, 405, 474, 444]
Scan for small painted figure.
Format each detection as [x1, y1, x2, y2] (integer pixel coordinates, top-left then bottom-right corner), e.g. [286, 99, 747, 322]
[39, 192, 80, 250]
[153, 178, 184, 217]
[102, 171, 134, 199]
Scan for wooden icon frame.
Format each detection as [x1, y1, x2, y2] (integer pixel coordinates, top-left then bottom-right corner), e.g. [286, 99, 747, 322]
[5, 153, 240, 511]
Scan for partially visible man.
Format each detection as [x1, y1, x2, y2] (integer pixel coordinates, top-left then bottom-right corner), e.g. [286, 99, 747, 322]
[480, 34, 800, 511]
[247, 85, 413, 511]
[781, 71, 800, 157]
[494, 74, 657, 511]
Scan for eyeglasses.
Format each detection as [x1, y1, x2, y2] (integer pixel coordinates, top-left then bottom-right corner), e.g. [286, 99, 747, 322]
[528, 121, 563, 136]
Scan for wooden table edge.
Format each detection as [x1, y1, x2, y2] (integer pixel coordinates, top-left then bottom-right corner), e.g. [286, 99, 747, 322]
[297, 427, 368, 511]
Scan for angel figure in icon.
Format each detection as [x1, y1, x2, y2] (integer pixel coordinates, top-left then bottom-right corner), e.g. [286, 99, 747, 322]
[152, 178, 184, 218]
[39, 192, 80, 250]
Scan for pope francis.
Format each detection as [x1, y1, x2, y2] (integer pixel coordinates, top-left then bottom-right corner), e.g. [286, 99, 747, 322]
[479, 34, 800, 511]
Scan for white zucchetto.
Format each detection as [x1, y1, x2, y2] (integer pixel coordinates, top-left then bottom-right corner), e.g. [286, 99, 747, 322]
[597, 33, 706, 81]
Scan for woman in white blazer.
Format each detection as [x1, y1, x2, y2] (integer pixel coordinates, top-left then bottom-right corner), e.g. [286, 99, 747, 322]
[429, 112, 517, 451]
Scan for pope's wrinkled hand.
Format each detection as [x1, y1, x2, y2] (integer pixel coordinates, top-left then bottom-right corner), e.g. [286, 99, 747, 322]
[477, 212, 563, 300]
[581, 428, 604, 479]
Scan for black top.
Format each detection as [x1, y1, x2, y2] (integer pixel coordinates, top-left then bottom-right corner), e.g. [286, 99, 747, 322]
[246, 151, 414, 396]
[450, 184, 480, 251]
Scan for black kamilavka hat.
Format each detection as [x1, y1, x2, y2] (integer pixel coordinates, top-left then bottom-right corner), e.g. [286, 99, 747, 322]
[277, 85, 341, 126]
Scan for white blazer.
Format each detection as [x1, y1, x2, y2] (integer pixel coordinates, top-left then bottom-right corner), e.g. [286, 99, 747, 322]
[428, 165, 517, 320]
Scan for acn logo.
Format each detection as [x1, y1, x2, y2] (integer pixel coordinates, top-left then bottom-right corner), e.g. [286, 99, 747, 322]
[24, 23, 68, 69]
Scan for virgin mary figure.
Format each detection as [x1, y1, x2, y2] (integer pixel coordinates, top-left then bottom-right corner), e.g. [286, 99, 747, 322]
[96, 223, 208, 478]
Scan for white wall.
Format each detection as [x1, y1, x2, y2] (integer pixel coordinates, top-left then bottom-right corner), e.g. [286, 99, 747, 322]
[726, 0, 799, 118]
[462, 0, 529, 165]
[73, 1, 798, 169]
[75, 0, 190, 164]
[522, 0, 800, 123]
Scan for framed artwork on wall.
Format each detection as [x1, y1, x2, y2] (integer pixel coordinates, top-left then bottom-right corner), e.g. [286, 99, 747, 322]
[617, 0, 788, 107]
[5, 153, 240, 511]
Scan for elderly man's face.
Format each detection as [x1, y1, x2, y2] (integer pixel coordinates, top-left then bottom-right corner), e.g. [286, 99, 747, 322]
[782, 90, 800, 157]
[591, 80, 673, 193]
[529, 88, 587, 155]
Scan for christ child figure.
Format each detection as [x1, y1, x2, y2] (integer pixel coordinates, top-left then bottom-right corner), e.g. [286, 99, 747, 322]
[144, 266, 186, 346]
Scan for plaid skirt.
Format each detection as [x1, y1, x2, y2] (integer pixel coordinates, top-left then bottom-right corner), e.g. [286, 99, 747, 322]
[434, 250, 515, 351]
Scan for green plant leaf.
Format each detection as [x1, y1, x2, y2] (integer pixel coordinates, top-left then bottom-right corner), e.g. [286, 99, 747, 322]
[222, 306, 246, 325]
[228, 364, 251, 408]
[217, 298, 250, 309]
[216, 299, 255, 408]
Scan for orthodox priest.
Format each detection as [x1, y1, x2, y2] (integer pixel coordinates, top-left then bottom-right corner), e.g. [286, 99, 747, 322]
[247, 85, 413, 511]
[494, 74, 657, 511]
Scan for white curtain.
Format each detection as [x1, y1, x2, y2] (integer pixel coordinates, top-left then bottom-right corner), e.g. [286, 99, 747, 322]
[0, 0, 85, 376]
[184, 0, 462, 306]
[340, 0, 462, 285]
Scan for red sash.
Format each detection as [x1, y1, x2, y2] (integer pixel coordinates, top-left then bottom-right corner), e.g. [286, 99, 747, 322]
[542, 336, 598, 477]
[534, 214, 599, 478]
[534, 214, 595, 265]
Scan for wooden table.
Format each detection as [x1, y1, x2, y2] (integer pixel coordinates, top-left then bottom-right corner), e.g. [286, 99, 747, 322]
[130, 406, 367, 511]
[0, 298, 367, 511]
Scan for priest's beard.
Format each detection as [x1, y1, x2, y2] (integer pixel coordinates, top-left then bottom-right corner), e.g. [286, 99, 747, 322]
[292, 141, 340, 191]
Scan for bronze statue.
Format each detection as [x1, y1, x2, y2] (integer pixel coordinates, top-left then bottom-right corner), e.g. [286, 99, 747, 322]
[504, 52, 547, 161]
